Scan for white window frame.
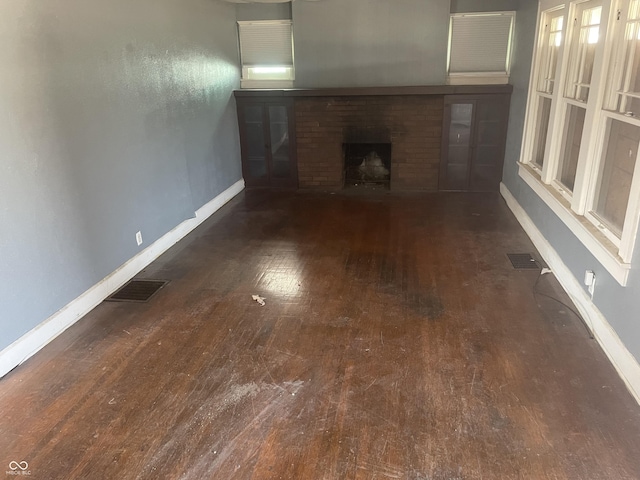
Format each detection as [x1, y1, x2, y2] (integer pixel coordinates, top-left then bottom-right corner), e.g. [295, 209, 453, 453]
[237, 20, 295, 89]
[585, 0, 640, 259]
[518, 0, 640, 286]
[548, 0, 605, 205]
[447, 11, 516, 85]
[522, 5, 568, 176]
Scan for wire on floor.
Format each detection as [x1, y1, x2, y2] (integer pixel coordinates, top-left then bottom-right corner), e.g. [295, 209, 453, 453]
[533, 270, 594, 340]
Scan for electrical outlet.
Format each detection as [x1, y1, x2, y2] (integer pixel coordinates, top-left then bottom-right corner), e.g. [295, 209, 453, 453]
[584, 270, 596, 297]
[136, 231, 143, 246]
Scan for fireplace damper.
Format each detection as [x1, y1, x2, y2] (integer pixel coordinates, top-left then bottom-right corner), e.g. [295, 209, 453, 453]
[343, 143, 391, 188]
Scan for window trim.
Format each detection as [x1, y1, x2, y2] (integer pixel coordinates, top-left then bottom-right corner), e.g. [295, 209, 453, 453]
[519, 0, 640, 286]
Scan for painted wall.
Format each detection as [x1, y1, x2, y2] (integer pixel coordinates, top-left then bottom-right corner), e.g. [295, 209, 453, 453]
[236, 2, 292, 21]
[501, 0, 640, 363]
[292, 0, 450, 87]
[451, 0, 518, 13]
[0, 0, 241, 351]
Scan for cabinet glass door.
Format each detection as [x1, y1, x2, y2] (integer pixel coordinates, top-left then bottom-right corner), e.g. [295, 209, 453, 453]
[441, 96, 509, 192]
[445, 103, 473, 190]
[471, 99, 508, 192]
[243, 105, 268, 181]
[268, 106, 291, 180]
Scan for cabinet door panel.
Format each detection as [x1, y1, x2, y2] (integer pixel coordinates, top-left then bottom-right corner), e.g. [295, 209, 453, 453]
[268, 105, 292, 180]
[441, 102, 474, 190]
[470, 98, 509, 192]
[450, 104, 473, 145]
[242, 105, 268, 184]
[446, 146, 472, 190]
[238, 100, 297, 188]
[472, 146, 502, 191]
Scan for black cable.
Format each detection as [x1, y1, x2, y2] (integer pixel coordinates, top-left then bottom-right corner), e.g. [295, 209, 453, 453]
[533, 272, 594, 340]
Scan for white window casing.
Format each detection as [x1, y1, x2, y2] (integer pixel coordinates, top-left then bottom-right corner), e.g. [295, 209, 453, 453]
[550, 0, 606, 208]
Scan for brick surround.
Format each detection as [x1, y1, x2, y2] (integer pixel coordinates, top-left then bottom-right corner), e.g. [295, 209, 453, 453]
[295, 96, 444, 190]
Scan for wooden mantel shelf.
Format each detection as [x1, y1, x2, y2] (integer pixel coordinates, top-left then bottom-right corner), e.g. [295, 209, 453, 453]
[234, 84, 513, 98]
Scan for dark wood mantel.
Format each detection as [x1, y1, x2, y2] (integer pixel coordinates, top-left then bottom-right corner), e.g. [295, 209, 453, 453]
[234, 84, 513, 98]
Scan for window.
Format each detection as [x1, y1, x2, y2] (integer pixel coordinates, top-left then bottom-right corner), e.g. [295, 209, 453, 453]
[564, 3, 602, 102]
[604, 0, 640, 116]
[519, 0, 640, 285]
[447, 12, 516, 85]
[528, 8, 566, 169]
[586, 0, 640, 259]
[557, 104, 585, 190]
[237, 20, 294, 88]
[555, 1, 602, 194]
[591, 119, 640, 236]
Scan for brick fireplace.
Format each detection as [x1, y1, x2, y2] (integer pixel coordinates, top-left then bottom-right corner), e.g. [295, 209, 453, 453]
[295, 96, 444, 190]
[234, 85, 512, 192]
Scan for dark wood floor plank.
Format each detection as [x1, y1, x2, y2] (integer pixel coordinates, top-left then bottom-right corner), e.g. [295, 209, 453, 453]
[1, 191, 640, 479]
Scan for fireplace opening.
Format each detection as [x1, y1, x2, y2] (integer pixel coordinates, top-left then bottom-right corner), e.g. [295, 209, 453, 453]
[343, 143, 391, 188]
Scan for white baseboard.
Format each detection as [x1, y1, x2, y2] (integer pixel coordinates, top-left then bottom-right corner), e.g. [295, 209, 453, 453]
[501, 182, 640, 405]
[0, 179, 245, 378]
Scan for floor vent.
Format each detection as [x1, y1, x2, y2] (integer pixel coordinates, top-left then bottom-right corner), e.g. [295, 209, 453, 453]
[106, 280, 168, 303]
[507, 253, 540, 270]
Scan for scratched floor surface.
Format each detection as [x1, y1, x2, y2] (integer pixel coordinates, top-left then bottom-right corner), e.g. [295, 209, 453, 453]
[1, 190, 640, 479]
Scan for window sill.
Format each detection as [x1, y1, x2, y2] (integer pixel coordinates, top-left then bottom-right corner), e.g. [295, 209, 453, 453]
[240, 79, 294, 89]
[447, 73, 510, 85]
[518, 162, 630, 286]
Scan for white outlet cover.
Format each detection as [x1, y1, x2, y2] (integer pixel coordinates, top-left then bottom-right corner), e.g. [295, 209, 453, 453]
[584, 270, 595, 286]
[136, 231, 143, 246]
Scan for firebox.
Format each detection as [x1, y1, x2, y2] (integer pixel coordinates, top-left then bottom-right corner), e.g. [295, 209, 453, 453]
[343, 143, 392, 188]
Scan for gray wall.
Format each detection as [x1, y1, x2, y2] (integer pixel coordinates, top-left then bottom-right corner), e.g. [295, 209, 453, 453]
[0, 0, 242, 351]
[501, 0, 640, 362]
[236, 2, 292, 21]
[292, 0, 450, 87]
[451, 0, 519, 13]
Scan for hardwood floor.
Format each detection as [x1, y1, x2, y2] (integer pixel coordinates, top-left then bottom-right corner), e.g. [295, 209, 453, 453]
[1, 190, 640, 479]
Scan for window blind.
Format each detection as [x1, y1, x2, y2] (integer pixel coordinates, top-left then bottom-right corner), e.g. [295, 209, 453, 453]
[449, 13, 515, 74]
[238, 21, 293, 67]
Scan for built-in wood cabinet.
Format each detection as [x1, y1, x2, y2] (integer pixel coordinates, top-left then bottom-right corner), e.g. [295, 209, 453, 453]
[236, 97, 298, 188]
[440, 94, 511, 192]
[234, 86, 512, 191]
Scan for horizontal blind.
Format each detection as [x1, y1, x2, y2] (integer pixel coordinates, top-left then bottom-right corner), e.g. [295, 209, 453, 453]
[449, 13, 514, 74]
[238, 21, 293, 66]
